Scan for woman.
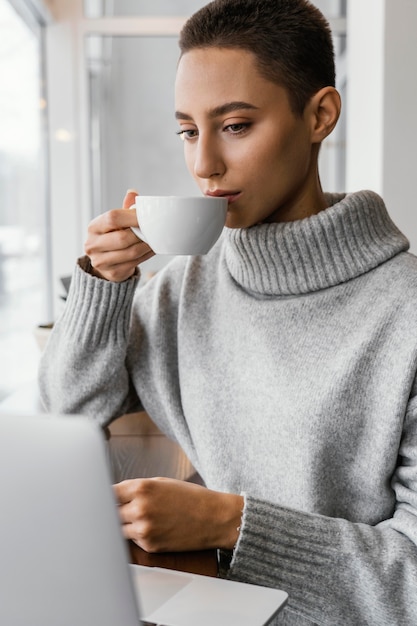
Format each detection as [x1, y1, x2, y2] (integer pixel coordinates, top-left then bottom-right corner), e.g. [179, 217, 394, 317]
[40, 1, 417, 623]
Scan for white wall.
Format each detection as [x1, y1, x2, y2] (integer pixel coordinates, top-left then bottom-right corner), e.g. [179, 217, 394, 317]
[346, 0, 417, 252]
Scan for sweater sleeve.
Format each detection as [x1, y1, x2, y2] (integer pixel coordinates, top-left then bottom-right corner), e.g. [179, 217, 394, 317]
[228, 386, 417, 625]
[38, 258, 141, 426]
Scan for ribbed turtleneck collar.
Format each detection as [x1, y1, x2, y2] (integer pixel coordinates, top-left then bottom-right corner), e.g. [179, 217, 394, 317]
[223, 190, 409, 296]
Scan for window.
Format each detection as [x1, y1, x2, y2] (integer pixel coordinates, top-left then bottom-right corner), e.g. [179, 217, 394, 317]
[84, 0, 347, 210]
[84, 0, 207, 18]
[0, 0, 50, 400]
[87, 34, 197, 215]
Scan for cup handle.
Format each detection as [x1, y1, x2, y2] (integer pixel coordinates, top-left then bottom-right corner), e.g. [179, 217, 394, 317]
[129, 204, 148, 244]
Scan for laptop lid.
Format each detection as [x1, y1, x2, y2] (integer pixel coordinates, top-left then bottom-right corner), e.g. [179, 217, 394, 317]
[0, 413, 288, 626]
[0, 413, 141, 626]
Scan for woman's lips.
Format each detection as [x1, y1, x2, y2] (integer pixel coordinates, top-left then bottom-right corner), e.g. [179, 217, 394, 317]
[206, 190, 242, 203]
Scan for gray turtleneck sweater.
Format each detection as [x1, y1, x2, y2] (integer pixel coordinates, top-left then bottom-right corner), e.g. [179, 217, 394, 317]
[39, 191, 417, 625]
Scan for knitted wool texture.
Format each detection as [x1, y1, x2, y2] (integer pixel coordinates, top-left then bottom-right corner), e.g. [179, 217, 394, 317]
[40, 190, 417, 624]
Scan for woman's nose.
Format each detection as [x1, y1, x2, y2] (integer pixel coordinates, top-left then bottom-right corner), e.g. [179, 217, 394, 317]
[193, 134, 225, 180]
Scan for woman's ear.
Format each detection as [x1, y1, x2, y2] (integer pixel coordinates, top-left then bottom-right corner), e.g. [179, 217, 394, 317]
[308, 86, 341, 144]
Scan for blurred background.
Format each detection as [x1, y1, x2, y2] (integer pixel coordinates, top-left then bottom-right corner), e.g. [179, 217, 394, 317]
[0, 0, 415, 400]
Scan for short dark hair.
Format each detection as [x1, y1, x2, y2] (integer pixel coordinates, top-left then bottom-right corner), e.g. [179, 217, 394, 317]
[179, 0, 336, 116]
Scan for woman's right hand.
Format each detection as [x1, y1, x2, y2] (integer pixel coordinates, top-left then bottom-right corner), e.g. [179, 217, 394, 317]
[84, 190, 154, 282]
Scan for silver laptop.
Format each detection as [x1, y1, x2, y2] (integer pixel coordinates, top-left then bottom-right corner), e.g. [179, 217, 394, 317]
[0, 413, 287, 626]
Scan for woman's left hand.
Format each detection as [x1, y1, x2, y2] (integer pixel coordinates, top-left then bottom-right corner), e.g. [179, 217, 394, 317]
[113, 477, 244, 553]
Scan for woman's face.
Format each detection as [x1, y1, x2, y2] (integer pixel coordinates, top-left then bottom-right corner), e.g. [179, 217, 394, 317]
[175, 47, 324, 229]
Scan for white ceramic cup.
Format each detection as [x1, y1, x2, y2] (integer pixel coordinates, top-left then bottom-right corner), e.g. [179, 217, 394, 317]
[130, 195, 228, 255]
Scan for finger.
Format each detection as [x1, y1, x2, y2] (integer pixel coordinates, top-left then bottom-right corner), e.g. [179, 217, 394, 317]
[118, 513, 165, 552]
[86, 226, 141, 255]
[119, 522, 149, 551]
[98, 246, 153, 268]
[89, 247, 151, 276]
[86, 231, 154, 282]
[117, 502, 134, 525]
[88, 209, 139, 235]
[120, 522, 136, 542]
[123, 188, 138, 210]
[113, 479, 144, 505]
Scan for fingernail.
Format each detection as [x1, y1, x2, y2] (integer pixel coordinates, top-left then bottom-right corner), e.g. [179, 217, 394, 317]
[126, 188, 138, 195]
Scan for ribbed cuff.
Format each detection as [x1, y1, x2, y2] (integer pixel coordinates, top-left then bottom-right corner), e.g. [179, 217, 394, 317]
[229, 495, 339, 619]
[58, 257, 140, 348]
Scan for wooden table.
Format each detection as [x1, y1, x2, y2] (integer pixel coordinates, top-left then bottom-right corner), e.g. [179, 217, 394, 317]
[107, 411, 199, 483]
[107, 411, 218, 576]
[0, 385, 218, 577]
[129, 542, 218, 577]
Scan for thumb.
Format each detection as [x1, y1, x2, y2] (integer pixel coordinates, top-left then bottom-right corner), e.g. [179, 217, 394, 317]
[123, 188, 138, 210]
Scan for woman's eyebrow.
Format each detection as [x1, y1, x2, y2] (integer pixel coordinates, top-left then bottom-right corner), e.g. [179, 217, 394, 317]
[175, 101, 259, 121]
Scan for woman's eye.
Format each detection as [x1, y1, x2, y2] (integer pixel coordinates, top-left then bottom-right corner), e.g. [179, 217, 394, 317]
[176, 129, 198, 141]
[224, 123, 250, 135]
